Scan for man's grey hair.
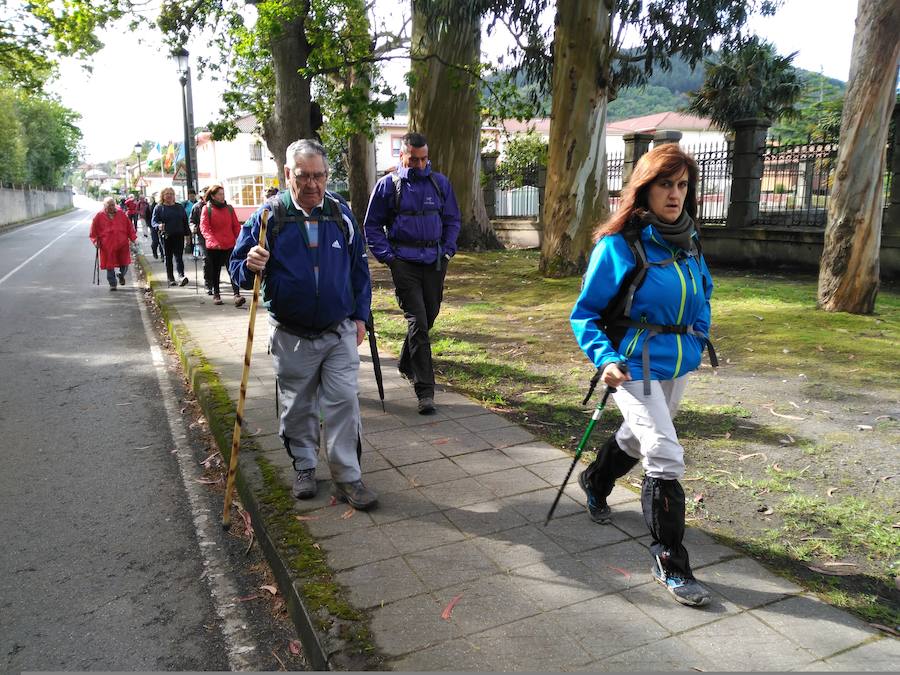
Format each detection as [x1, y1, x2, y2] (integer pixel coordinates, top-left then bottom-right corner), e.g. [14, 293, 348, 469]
[400, 132, 427, 155]
[103, 196, 116, 208]
[285, 138, 329, 172]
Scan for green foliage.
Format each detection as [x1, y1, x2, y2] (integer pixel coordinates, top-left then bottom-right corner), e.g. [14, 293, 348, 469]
[0, 89, 28, 184]
[688, 35, 803, 131]
[496, 131, 546, 187]
[770, 73, 846, 142]
[0, 0, 129, 90]
[607, 84, 689, 121]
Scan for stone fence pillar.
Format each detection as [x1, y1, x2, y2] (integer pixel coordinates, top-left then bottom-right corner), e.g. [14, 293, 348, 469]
[795, 160, 816, 210]
[653, 129, 683, 146]
[481, 152, 499, 219]
[623, 132, 654, 186]
[726, 117, 771, 228]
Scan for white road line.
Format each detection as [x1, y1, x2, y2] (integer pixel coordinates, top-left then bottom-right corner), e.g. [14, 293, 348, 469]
[134, 278, 261, 671]
[0, 215, 89, 287]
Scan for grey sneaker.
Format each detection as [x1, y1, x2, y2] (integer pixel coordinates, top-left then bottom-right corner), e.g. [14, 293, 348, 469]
[652, 556, 710, 607]
[417, 397, 436, 415]
[292, 468, 317, 499]
[333, 480, 378, 510]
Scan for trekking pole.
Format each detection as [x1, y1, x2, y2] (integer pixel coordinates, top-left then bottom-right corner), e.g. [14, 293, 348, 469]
[366, 312, 386, 412]
[222, 211, 269, 529]
[544, 385, 615, 527]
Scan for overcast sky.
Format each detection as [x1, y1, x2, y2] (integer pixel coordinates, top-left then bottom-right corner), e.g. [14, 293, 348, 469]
[49, 0, 860, 164]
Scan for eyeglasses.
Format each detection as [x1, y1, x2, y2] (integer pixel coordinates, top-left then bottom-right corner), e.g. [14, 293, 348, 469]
[406, 155, 428, 165]
[291, 170, 328, 184]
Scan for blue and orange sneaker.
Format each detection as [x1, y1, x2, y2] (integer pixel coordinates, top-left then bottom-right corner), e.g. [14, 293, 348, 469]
[578, 469, 612, 523]
[652, 556, 710, 607]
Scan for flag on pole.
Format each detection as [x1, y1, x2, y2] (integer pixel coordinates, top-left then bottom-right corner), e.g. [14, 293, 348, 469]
[146, 143, 162, 162]
[163, 142, 176, 173]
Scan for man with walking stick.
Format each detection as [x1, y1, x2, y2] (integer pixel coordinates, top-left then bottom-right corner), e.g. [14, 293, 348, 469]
[230, 139, 377, 510]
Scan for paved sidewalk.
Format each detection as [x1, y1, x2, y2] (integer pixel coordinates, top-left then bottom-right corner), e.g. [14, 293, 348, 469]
[145, 253, 896, 671]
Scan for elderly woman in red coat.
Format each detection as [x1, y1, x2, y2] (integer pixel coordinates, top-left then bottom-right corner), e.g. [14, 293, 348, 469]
[199, 184, 245, 306]
[90, 197, 137, 291]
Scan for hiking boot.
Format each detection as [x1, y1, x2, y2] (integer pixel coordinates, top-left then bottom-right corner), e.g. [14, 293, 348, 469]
[168, 279, 177, 287]
[213, 294, 223, 305]
[651, 556, 710, 607]
[117, 272, 126, 286]
[417, 397, 436, 415]
[333, 480, 378, 510]
[292, 469, 317, 499]
[578, 469, 612, 523]
[178, 275, 189, 287]
[233, 294, 246, 307]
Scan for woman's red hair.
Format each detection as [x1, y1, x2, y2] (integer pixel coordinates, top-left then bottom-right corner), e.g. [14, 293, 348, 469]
[595, 144, 699, 241]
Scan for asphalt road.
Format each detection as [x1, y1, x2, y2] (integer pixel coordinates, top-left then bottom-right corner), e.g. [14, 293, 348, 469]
[0, 205, 245, 671]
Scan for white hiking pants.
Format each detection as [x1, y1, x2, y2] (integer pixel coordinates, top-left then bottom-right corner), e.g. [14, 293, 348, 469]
[612, 376, 689, 480]
[270, 318, 363, 483]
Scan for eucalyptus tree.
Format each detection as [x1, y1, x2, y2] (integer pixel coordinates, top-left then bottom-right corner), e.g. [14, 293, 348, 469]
[687, 36, 803, 132]
[818, 0, 900, 314]
[438, 0, 780, 276]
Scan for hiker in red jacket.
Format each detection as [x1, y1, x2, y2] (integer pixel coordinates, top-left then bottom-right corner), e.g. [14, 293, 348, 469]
[199, 184, 245, 307]
[90, 197, 137, 291]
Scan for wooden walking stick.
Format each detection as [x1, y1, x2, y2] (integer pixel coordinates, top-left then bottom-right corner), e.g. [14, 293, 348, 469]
[222, 210, 269, 529]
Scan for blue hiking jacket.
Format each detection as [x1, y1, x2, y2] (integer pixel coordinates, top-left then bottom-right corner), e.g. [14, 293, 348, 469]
[229, 192, 372, 332]
[570, 224, 713, 382]
[363, 163, 461, 265]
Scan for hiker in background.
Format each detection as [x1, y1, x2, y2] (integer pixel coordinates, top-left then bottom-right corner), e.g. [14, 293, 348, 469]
[363, 131, 461, 415]
[230, 138, 376, 510]
[191, 188, 211, 294]
[124, 194, 139, 234]
[137, 194, 151, 238]
[152, 186, 191, 287]
[90, 197, 136, 291]
[148, 192, 162, 259]
[199, 184, 244, 307]
[570, 143, 716, 608]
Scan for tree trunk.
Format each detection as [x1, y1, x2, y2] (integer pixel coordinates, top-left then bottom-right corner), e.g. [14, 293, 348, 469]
[539, 0, 612, 278]
[818, 0, 900, 313]
[347, 130, 375, 223]
[409, 1, 499, 249]
[262, 14, 313, 188]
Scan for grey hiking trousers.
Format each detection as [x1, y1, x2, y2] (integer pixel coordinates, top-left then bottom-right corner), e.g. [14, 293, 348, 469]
[270, 318, 362, 483]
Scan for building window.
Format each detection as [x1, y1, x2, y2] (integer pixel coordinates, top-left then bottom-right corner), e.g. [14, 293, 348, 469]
[391, 135, 403, 157]
[225, 175, 274, 206]
[249, 142, 263, 161]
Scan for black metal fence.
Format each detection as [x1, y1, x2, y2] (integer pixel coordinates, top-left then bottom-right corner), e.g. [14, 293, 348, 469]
[607, 151, 624, 213]
[756, 139, 838, 227]
[687, 142, 733, 225]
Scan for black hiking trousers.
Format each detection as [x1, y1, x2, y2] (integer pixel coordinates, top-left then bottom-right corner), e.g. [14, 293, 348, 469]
[389, 257, 448, 400]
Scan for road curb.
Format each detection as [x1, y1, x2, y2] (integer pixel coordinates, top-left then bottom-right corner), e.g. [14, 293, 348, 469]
[135, 254, 382, 671]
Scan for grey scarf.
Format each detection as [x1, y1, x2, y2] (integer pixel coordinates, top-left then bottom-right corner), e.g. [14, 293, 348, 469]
[642, 210, 696, 253]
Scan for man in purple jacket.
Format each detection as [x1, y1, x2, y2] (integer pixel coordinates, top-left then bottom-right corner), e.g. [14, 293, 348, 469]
[364, 132, 461, 414]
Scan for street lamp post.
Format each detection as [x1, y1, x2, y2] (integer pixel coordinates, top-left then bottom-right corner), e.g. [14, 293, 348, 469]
[172, 47, 197, 199]
[133, 142, 144, 196]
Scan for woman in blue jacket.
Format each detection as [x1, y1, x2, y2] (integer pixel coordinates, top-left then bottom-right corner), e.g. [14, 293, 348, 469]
[570, 144, 715, 607]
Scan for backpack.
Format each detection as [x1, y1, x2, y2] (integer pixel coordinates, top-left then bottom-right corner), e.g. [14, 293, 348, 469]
[266, 191, 351, 250]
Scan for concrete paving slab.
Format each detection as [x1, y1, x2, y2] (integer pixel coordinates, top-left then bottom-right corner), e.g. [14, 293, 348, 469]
[427, 432, 493, 457]
[576, 538, 656, 592]
[679, 612, 817, 671]
[683, 526, 740, 569]
[368, 488, 440, 525]
[359, 467, 415, 495]
[379, 441, 444, 467]
[477, 425, 536, 448]
[474, 466, 552, 498]
[622, 574, 741, 633]
[335, 556, 426, 609]
[820, 637, 900, 671]
[546, 593, 671, 661]
[507, 555, 613, 611]
[503, 486, 582, 523]
[450, 448, 521, 476]
[443, 499, 529, 537]
[320, 524, 401, 571]
[301, 502, 375, 539]
[370, 594, 463, 657]
[419, 477, 492, 509]
[701, 556, 804, 610]
[359, 451, 392, 474]
[572, 635, 716, 672]
[389, 637, 485, 671]
[404, 539, 501, 591]
[433, 573, 543, 636]
[749, 594, 877, 658]
[455, 412, 517, 433]
[501, 441, 568, 465]
[473, 524, 569, 571]
[413, 419, 470, 441]
[464, 613, 593, 672]
[542, 511, 632, 554]
[379, 510, 466, 554]
[397, 457, 469, 487]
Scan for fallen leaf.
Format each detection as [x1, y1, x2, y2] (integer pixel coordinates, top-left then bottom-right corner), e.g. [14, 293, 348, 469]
[432, 438, 450, 445]
[340, 508, 355, 520]
[752, 315, 764, 321]
[522, 390, 549, 395]
[761, 507, 774, 516]
[857, 424, 873, 431]
[260, 584, 278, 596]
[823, 561, 858, 568]
[739, 452, 766, 462]
[132, 444, 152, 450]
[869, 623, 900, 638]
[816, 345, 824, 352]
[294, 515, 320, 521]
[441, 594, 463, 620]
[728, 480, 741, 490]
[195, 477, 218, 485]
[767, 407, 805, 421]
[312, 543, 321, 550]
[607, 565, 632, 579]
[827, 487, 838, 497]
[328, 496, 338, 506]
[236, 594, 260, 602]
[289, 640, 302, 655]
[788, 401, 801, 409]
[693, 494, 704, 503]
[724, 431, 731, 440]
[772, 463, 782, 472]
[744, 347, 754, 352]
